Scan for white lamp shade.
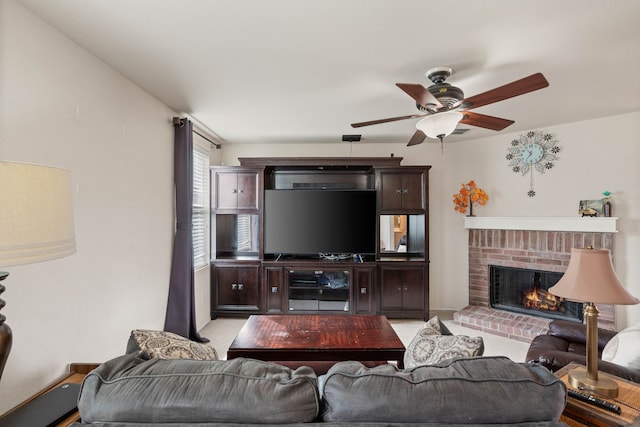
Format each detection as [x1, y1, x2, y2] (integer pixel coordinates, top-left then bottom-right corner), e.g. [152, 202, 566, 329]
[548, 248, 639, 305]
[415, 111, 463, 139]
[0, 161, 76, 267]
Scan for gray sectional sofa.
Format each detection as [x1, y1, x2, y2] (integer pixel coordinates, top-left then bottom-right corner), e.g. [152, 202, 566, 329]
[72, 354, 567, 426]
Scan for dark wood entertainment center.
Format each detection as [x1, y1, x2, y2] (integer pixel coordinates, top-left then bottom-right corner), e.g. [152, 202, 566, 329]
[210, 157, 431, 320]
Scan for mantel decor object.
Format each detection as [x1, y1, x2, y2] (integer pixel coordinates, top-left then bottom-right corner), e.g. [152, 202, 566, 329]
[0, 161, 76, 381]
[578, 199, 602, 217]
[453, 180, 488, 216]
[548, 247, 639, 398]
[602, 191, 613, 217]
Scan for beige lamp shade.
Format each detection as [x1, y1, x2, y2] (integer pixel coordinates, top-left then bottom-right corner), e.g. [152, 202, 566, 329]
[548, 248, 639, 305]
[0, 161, 76, 267]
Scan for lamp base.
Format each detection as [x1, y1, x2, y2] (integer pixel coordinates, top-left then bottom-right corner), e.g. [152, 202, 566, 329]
[568, 367, 618, 398]
[1, 271, 13, 381]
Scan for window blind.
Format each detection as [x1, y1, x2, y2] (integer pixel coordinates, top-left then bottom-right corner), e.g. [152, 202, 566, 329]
[193, 140, 210, 269]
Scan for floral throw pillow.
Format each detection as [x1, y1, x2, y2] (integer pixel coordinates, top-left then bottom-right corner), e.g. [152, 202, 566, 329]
[129, 329, 218, 361]
[404, 316, 484, 369]
[417, 315, 453, 336]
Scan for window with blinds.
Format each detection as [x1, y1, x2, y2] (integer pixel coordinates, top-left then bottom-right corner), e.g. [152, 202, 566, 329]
[193, 141, 210, 269]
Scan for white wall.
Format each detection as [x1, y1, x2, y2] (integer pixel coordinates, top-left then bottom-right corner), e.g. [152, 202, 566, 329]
[0, 0, 177, 412]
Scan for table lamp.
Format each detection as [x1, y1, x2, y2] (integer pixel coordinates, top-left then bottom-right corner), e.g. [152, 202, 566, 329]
[548, 247, 639, 398]
[0, 161, 76, 380]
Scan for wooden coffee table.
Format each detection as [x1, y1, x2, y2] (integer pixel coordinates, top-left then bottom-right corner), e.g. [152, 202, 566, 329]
[227, 315, 405, 373]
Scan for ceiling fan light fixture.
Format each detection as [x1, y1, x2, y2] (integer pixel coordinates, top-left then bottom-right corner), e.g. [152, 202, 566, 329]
[416, 111, 463, 139]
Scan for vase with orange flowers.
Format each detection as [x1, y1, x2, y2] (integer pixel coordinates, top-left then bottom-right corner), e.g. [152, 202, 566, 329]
[453, 180, 489, 216]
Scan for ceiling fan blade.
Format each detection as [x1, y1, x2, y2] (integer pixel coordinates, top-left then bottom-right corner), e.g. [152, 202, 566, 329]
[396, 83, 442, 109]
[407, 130, 426, 146]
[351, 113, 426, 128]
[460, 111, 515, 131]
[462, 73, 549, 110]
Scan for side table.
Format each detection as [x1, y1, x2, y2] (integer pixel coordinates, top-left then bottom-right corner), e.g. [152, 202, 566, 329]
[555, 362, 640, 426]
[0, 362, 99, 427]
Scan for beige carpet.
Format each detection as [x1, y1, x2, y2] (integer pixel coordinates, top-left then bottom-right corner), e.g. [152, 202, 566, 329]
[198, 313, 530, 363]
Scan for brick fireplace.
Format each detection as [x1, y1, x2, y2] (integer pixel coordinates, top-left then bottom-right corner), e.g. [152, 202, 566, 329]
[454, 217, 618, 342]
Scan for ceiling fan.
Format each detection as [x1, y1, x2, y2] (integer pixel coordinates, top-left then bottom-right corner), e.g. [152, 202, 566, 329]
[351, 67, 549, 147]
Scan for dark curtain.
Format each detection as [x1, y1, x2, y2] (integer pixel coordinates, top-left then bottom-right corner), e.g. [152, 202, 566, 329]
[164, 118, 208, 343]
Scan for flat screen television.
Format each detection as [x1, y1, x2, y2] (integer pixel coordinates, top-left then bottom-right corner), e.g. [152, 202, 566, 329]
[264, 189, 376, 257]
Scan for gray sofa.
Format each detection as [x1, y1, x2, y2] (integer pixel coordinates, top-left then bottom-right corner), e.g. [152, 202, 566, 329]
[72, 354, 567, 426]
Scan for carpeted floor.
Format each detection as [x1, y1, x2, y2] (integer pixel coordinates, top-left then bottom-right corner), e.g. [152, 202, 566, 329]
[198, 311, 530, 363]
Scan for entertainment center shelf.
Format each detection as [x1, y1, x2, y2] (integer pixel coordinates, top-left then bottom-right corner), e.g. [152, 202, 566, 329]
[210, 157, 431, 320]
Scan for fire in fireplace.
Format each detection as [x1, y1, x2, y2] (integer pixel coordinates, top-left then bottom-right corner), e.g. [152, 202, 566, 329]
[522, 286, 562, 312]
[490, 265, 583, 322]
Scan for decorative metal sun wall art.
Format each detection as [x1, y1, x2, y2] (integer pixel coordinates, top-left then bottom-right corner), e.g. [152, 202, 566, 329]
[506, 130, 560, 197]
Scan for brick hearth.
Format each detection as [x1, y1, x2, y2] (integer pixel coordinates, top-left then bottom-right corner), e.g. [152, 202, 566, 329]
[454, 227, 616, 340]
[454, 306, 550, 343]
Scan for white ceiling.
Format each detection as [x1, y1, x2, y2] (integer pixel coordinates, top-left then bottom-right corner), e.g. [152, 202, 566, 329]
[17, 0, 640, 145]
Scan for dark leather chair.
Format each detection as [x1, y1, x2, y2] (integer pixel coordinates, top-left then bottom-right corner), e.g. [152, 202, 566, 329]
[526, 319, 640, 383]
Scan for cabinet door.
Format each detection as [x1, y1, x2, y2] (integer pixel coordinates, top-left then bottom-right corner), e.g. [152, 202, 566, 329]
[401, 268, 425, 311]
[214, 171, 241, 210]
[212, 265, 260, 311]
[354, 266, 374, 314]
[379, 268, 404, 311]
[379, 172, 404, 211]
[237, 266, 260, 306]
[214, 266, 238, 307]
[236, 172, 259, 210]
[264, 266, 284, 314]
[400, 172, 425, 210]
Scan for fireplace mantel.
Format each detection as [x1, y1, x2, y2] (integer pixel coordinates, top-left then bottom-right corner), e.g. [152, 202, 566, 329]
[463, 216, 617, 233]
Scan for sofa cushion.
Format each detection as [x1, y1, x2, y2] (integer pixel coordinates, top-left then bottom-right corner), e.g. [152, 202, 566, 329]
[78, 354, 319, 424]
[126, 329, 218, 360]
[404, 316, 484, 369]
[319, 357, 566, 424]
[602, 323, 640, 370]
